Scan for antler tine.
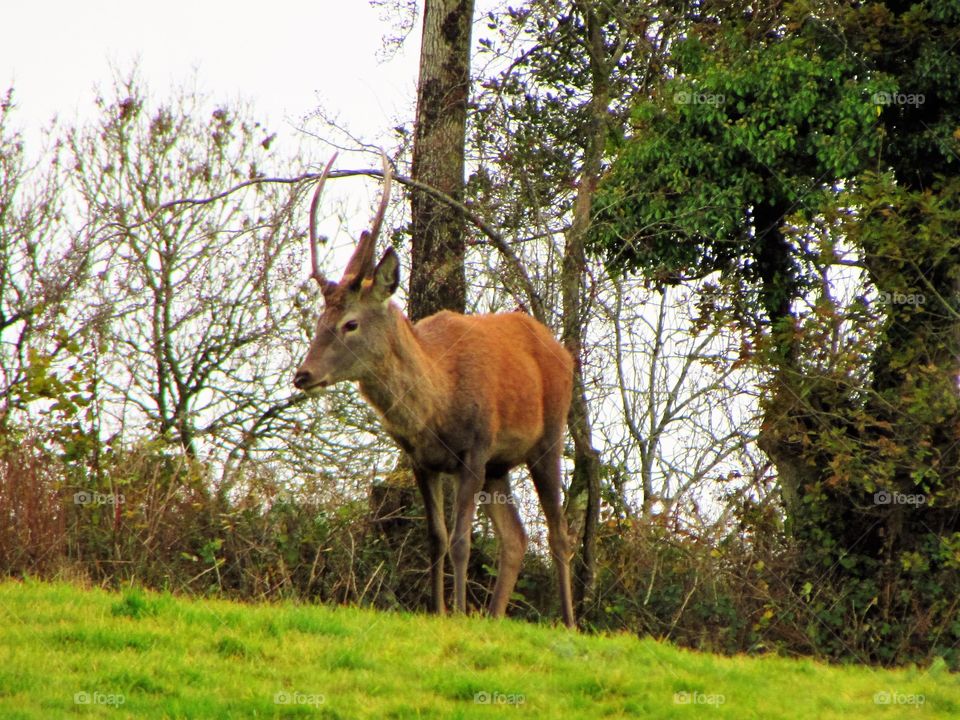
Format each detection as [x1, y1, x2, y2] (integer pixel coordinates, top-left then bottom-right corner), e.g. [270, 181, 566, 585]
[308, 153, 338, 288]
[340, 150, 393, 283]
[367, 150, 392, 246]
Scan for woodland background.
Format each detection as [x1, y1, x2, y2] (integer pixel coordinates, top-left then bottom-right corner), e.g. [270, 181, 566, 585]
[1, 0, 958, 669]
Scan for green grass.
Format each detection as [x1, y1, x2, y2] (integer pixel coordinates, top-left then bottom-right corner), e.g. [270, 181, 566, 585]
[0, 580, 956, 718]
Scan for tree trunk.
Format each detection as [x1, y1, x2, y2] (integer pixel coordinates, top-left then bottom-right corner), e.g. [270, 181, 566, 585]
[751, 199, 807, 521]
[560, 2, 608, 617]
[562, 189, 602, 616]
[408, 0, 473, 321]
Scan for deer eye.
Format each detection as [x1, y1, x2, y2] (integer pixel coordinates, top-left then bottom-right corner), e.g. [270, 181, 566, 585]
[342, 319, 359, 333]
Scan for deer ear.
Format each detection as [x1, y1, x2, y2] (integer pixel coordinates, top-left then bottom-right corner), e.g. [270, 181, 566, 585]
[370, 247, 400, 302]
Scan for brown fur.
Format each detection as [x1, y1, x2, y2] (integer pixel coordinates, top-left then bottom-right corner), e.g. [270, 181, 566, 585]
[360, 308, 572, 474]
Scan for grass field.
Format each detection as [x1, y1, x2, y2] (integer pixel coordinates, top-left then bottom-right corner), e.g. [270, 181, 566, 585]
[0, 580, 956, 718]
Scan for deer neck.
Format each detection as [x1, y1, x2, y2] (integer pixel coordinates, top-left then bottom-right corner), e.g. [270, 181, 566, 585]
[358, 305, 447, 440]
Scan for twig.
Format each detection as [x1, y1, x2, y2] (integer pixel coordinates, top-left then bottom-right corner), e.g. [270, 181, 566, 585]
[104, 167, 547, 322]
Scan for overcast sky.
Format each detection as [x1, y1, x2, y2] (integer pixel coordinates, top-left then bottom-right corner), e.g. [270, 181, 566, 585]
[1, 1, 420, 155]
[0, 0, 430, 258]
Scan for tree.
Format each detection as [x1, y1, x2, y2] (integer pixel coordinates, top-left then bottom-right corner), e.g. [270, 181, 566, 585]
[408, 0, 474, 320]
[596, 282, 759, 520]
[590, 1, 960, 665]
[0, 89, 102, 462]
[65, 74, 343, 483]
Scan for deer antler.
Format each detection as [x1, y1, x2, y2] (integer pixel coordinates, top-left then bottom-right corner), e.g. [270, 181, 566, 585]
[369, 150, 392, 246]
[308, 151, 393, 290]
[308, 153, 338, 290]
[342, 150, 393, 283]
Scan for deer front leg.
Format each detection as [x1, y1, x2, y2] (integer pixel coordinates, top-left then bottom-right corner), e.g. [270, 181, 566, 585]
[450, 454, 486, 614]
[415, 466, 447, 615]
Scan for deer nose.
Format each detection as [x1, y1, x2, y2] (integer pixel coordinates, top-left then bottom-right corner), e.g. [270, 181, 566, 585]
[294, 370, 330, 390]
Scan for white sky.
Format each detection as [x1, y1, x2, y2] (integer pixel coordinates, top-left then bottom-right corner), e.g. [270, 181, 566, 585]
[0, 0, 420, 154]
[0, 0, 430, 269]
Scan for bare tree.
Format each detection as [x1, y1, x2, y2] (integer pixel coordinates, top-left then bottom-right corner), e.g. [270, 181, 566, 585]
[63, 74, 361, 486]
[0, 90, 97, 429]
[595, 281, 761, 521]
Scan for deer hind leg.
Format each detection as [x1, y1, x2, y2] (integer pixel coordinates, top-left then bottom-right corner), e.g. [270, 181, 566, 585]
[450, 454, 487, 615]
[481, 474, 527, 618]
[415, 467, 447, 615]
[528, 445, 576, 628]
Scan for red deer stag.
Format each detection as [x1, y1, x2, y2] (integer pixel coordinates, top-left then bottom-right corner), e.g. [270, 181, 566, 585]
[293, 153, 575, 627]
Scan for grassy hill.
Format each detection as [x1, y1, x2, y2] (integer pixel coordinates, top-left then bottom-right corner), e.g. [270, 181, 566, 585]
[0, 580, 955, 718]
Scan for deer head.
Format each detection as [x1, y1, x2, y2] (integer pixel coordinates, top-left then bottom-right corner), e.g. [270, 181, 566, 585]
[293, 153, 397, 392]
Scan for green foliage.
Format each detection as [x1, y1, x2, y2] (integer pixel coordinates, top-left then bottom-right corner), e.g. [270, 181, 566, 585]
[588, 0, 960, 668]
[590, 11, 881, 297]
[18, 343, 98, 464]
[766, 171, 960, 666]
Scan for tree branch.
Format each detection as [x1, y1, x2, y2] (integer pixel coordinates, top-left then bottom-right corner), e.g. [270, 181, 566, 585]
[105, 167, 547, 322]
